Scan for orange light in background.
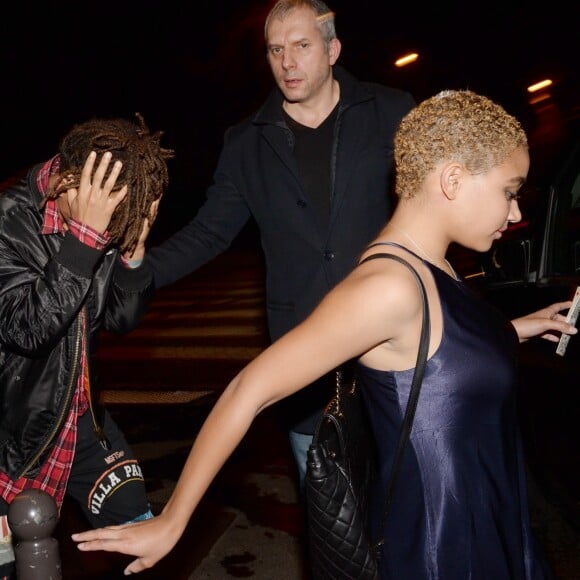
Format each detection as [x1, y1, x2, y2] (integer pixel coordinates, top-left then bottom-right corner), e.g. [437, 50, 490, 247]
[527, 79, 553, 93]
[529, 92, 552, 105]
[395, 53, 419, 67]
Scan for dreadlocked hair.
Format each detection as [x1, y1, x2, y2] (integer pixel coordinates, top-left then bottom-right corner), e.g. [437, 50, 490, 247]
[47, 113, 174, 255]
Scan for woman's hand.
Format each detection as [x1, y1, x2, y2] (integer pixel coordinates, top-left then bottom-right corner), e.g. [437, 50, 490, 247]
[511, 300, 578, 343]
[71, 512, 181, 575]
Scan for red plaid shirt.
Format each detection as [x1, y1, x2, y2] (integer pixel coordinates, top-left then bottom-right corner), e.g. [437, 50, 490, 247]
[0, 156, 110, 511]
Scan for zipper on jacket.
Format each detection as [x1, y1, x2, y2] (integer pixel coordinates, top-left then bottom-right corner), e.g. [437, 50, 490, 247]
[79, 308, 111, 451]
[85, 354, 111, 451]
[17, 318, 82, 478]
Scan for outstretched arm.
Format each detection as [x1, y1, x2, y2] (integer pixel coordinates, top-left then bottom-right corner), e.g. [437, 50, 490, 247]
[511, 300, 577, 343]
[70, 257, 423, 574]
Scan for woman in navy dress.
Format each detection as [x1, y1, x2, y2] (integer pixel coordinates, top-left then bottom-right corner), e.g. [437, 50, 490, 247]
[359, 241, 554, 578]
[72, 91, 577, 578]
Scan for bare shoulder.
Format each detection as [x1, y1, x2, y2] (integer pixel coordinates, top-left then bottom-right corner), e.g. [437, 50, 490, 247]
[315, 248, 425, 342]
[347, 247, 433, 369]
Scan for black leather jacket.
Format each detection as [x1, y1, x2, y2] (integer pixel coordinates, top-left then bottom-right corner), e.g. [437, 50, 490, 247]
[0, 165, 154, 479]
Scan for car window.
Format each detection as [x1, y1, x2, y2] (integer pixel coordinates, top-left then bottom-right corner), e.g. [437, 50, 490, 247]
[544, 136, 580, 277]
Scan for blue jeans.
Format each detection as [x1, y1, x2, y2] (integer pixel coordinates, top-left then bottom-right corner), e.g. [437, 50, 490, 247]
[288, 430, 313, 489]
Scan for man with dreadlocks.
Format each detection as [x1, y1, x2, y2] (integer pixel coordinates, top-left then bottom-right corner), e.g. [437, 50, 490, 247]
[0, 114, 174, 578]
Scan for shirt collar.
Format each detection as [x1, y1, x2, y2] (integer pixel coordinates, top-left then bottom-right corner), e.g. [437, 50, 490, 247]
[39, 155, 64, 235]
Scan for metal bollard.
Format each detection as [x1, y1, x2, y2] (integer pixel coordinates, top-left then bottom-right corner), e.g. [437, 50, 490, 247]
[7, 489, 62, 580]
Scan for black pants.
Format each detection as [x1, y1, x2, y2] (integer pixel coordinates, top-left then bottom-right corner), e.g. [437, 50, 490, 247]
[0, 409, 151, 578]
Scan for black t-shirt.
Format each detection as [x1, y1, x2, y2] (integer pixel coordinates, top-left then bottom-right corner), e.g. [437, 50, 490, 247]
[283, 103, 339, 232]
[281, 103, 342, 433]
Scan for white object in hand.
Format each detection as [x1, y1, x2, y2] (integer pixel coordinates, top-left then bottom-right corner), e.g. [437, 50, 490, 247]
[556, 285, 580, 356]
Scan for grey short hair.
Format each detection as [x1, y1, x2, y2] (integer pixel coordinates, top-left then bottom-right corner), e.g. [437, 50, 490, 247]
[264, 0, 337, 46]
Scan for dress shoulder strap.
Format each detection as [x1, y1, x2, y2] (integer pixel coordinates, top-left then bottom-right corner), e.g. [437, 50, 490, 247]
[354, 247, 432, 547]
[362, 241, 423, 263]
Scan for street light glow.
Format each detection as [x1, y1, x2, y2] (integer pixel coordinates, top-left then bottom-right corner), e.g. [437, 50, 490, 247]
[395, 53, 419, 67]
[527, 79, 553, 93]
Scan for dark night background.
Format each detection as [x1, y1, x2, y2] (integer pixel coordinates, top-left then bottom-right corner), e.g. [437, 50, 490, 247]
[1, 0, 578, 242]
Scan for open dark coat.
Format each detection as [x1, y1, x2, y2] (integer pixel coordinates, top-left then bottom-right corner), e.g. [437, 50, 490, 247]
[146, 67, 414, 431]
[148, 66, 415, 343]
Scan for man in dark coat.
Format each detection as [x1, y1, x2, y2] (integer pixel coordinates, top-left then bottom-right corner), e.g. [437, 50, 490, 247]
[146, 0, 415, 484]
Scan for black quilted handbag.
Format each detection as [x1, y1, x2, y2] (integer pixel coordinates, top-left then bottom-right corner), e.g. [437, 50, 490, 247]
[305, 252, 430, 580]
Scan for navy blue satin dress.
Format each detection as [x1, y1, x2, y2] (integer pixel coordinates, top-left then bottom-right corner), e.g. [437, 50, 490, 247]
[358, 248, 553, 579]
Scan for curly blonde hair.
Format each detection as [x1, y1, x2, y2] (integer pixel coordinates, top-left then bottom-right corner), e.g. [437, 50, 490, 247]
[394, 90, 528, 199]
